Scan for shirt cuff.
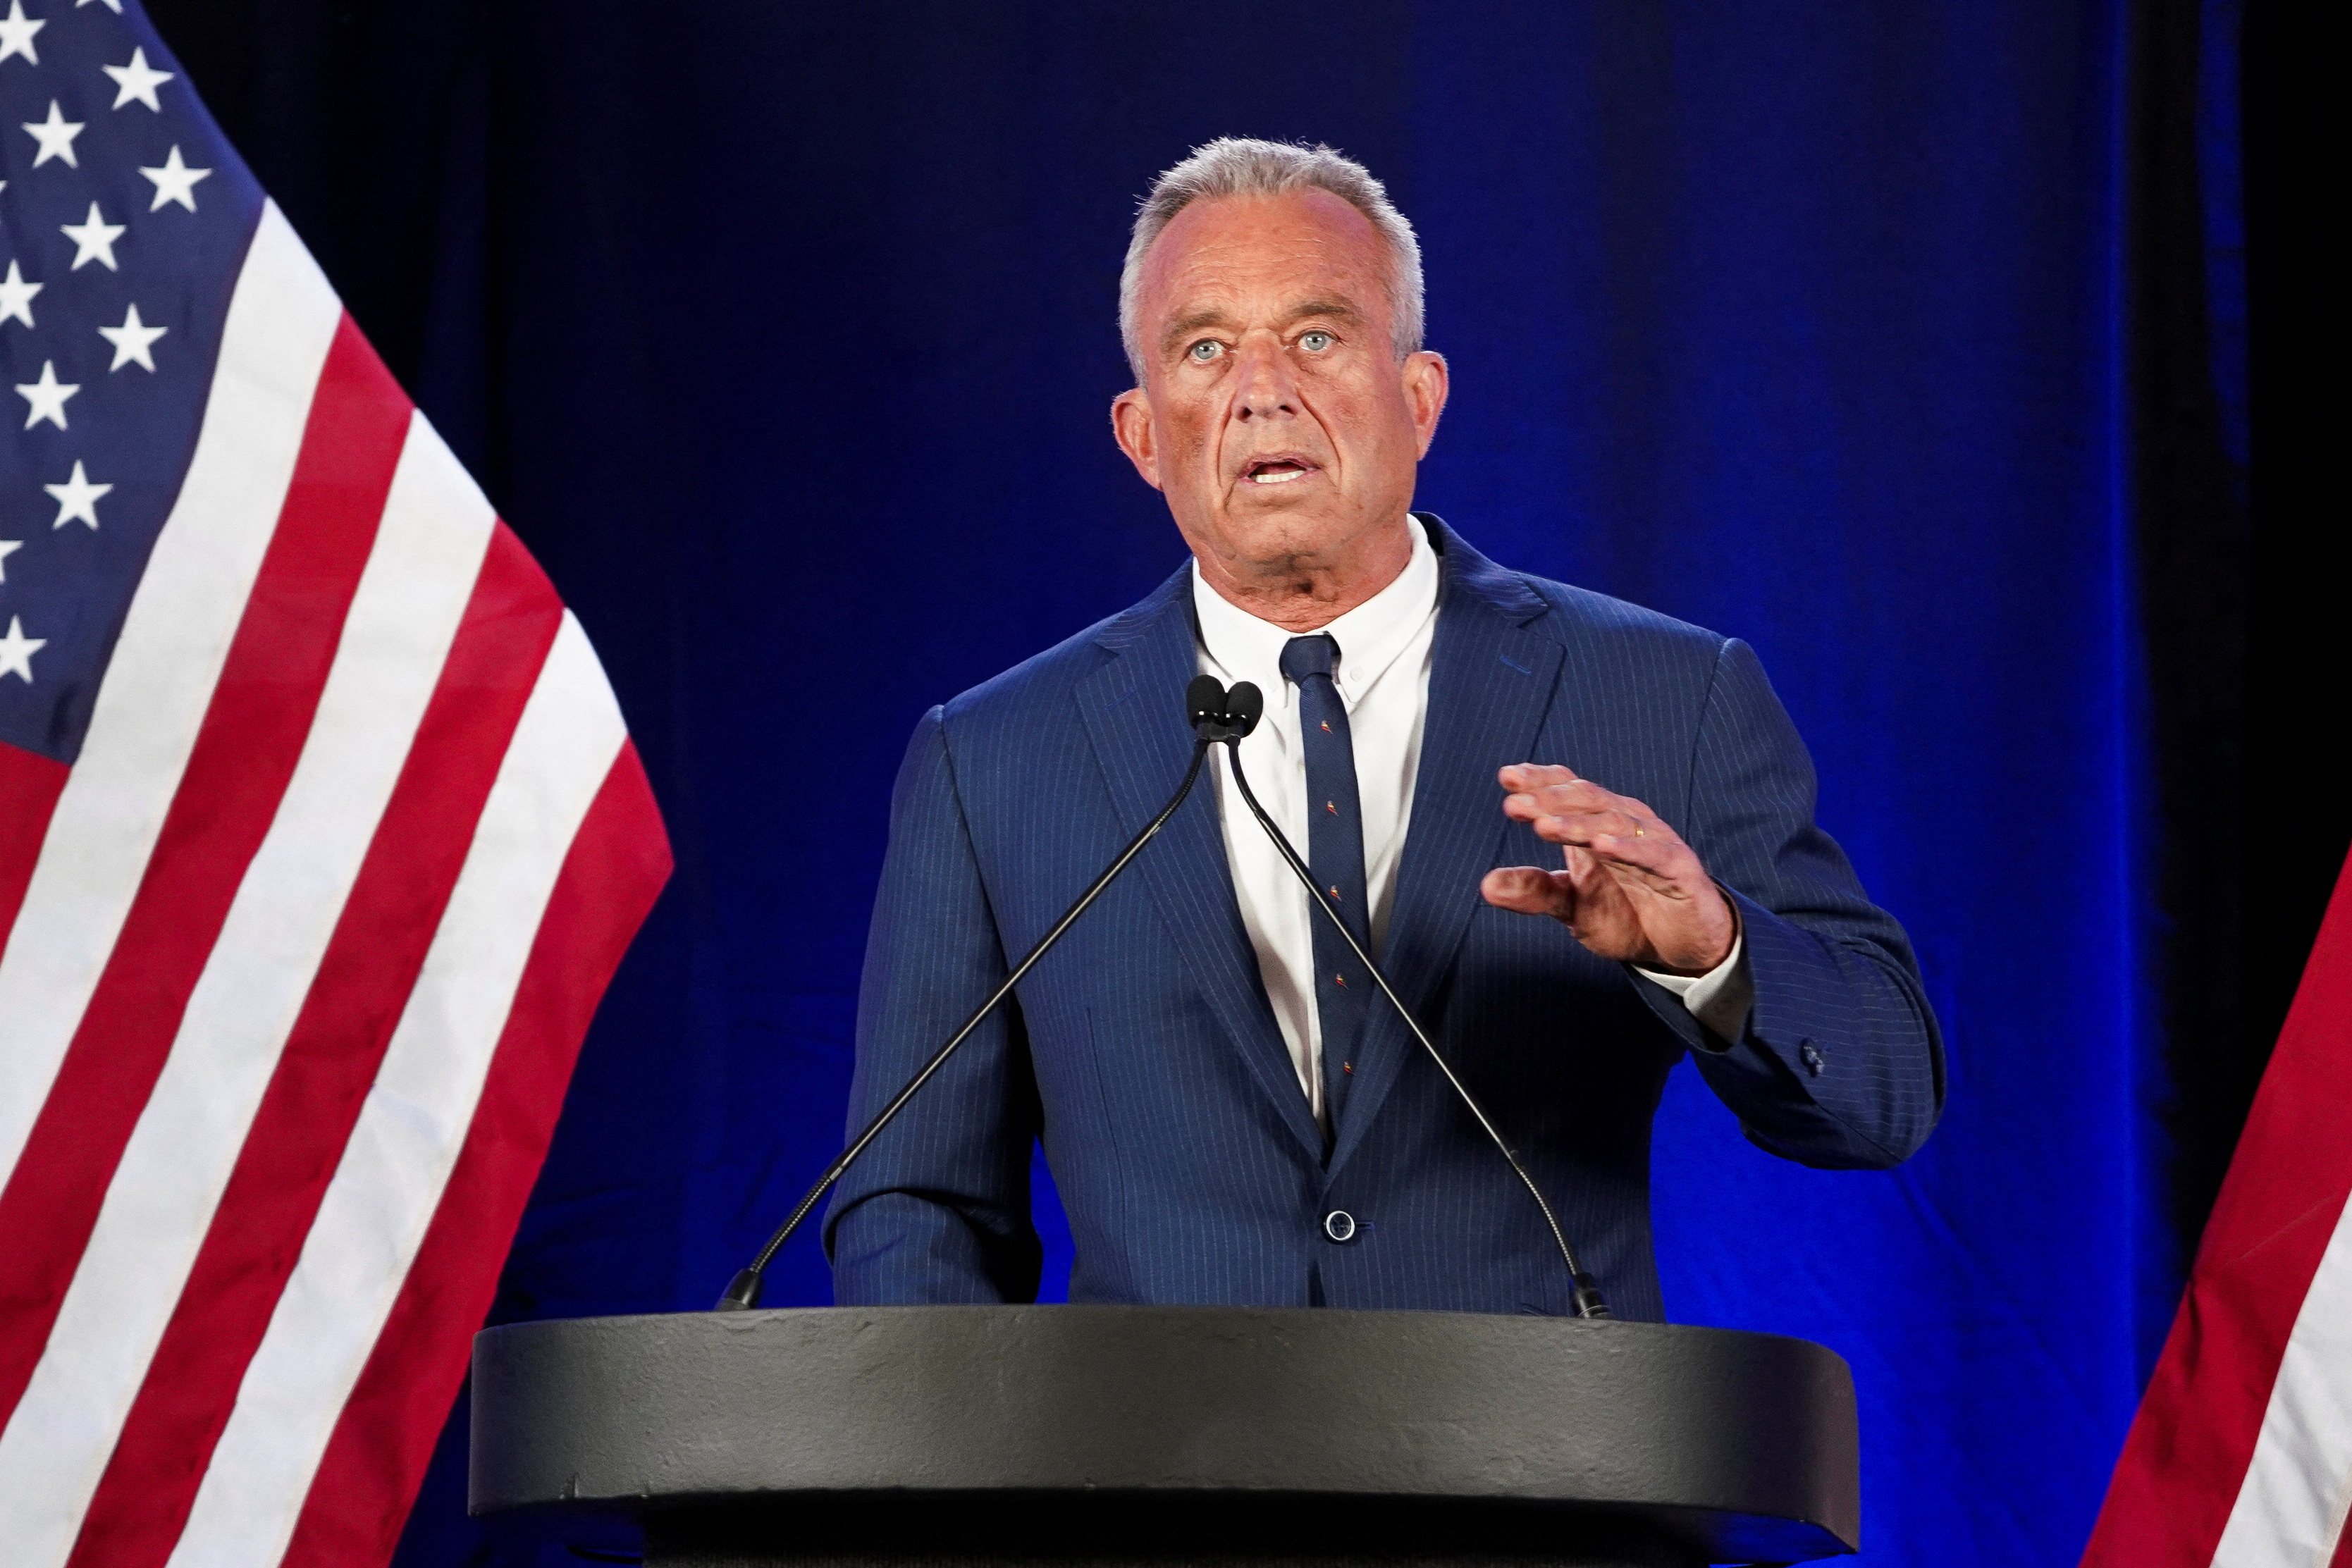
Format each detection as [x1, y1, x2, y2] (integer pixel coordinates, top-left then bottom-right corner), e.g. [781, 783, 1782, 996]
[1633, 933, 1752, 1044]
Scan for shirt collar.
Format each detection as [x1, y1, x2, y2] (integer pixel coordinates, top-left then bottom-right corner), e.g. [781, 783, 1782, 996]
[1191, 518, 1440, 705]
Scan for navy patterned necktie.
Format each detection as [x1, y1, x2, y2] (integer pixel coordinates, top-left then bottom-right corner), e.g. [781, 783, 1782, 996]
[1280, 633, 1372, 1144]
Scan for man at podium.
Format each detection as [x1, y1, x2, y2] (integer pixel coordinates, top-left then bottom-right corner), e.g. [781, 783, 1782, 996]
[827, 139, 1942, 1321]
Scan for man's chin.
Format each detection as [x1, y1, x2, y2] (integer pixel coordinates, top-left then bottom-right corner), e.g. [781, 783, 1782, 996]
[1221, 476, 1352, 528]
[1214, 501, 1358, 567]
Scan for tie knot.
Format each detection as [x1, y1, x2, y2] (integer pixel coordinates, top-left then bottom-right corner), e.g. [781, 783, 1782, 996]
[1280, 634, 1340, 685]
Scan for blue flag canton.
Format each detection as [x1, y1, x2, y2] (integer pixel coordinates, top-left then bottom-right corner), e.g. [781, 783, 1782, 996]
[0, 0, 263, 764]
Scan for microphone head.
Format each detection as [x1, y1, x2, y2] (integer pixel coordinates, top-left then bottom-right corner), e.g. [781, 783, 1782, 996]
[1186, 674, 1229, 734]
[1224, 681, 1264, 737]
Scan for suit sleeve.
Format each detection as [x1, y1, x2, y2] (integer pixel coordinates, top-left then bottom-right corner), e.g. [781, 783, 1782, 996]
[824, 705, 1043, 1302]
[1631, 638, 1945, 1168]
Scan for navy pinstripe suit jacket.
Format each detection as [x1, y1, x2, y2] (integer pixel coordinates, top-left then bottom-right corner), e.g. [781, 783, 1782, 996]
[827, 518, 1942, 1321]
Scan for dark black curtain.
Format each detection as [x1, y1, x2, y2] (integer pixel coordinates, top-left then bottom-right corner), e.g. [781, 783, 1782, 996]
[2125, 0, 2345, 1273]
[2234, 1, 2346, 1205]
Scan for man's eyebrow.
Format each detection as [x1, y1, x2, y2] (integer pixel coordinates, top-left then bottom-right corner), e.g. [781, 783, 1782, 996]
[1284, 298, 1365, 325]
[1159, 309, 1233, 354]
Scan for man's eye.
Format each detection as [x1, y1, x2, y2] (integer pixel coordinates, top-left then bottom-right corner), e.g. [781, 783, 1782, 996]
[1298, 331, 1334, 352]
[1187, 340, 1225, 363]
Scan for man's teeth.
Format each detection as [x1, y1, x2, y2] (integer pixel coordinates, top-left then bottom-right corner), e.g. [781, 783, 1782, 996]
[1250, 466, 1308, 484]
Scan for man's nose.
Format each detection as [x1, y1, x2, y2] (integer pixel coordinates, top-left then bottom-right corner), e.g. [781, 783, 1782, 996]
[1229, 334, 1300, 422]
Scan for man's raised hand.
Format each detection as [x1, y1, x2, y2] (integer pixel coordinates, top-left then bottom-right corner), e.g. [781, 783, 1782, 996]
[1479, 764, 1737, 975]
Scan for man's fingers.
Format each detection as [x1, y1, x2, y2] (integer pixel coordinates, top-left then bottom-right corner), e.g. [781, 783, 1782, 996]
[1503, 778, 1661, 826]
[1539, 814, 1701, 894]
[1494, 765, 1730, 970]
[1498, 763, 1582, 794]
[1496, 764, 1692, 908]
[1481, 865, 1577, 918]
[1530, 808, 1671, 854]
[1501, 777, 1611, 819]
[1521, 778, 1625, 810]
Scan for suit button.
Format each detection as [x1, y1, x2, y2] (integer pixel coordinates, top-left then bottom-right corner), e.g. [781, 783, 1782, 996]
[1324, 1210, 1357, 1243]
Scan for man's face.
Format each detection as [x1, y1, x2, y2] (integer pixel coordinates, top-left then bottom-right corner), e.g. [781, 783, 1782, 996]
[1112, 189, 1448, 587]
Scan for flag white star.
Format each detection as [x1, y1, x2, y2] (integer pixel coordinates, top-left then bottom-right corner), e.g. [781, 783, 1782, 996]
[0, 259, 39, 328]
[0, 616, 44, 684]
[99, 302, 167, 371]
[0, 0, 44, 66]
[44, 461, 111, 528]
[0, 538, 20, 582]
[16, 360, 78, 430]
[21, 100, 84, 168]
[104, 46, 174, 111]
[62, 202, 125, 271]
[139, 145, 211, 212]
[78, 0, 124, 10]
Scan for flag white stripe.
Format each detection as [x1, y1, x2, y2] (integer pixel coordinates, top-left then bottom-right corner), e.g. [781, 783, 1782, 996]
[0, 414, 494, 1568]
[165, 613, 625, 1568]
[2213, 1188, 2352, 1567]
[0, 204, 339, 1192]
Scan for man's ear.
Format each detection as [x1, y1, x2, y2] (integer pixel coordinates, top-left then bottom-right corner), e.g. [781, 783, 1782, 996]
[1110, 388, 1164, 491]
[1402, 350, 1450, 457]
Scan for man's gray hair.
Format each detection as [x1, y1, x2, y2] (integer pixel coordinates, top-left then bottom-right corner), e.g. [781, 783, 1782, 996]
[1118, 137, 1424, 383]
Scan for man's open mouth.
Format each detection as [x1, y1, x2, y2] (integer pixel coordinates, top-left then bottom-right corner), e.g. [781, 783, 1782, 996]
[1245, 457, 1317, 486]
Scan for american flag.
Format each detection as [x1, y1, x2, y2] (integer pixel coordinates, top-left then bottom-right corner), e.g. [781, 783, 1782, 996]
[0, 4, 671, 1566]
[2082, 848, 2352, 1567]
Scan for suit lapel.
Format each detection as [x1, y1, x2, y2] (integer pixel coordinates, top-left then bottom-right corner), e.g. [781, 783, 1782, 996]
[1329, 519, 1562, 1176]
[1075, 570, 1326, 1162]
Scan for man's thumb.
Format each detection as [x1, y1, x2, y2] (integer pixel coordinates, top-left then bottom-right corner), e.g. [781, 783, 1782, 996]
[1481, 865, 1572, 918]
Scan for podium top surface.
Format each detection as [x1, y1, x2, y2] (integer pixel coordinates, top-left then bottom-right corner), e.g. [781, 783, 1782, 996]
[471, 1305, 1857, 1563]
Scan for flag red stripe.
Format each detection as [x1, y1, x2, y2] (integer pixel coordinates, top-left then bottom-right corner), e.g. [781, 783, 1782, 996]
[2083, 848, 2352, 1565]
[2332, 1511, 2352, 1568]
[0, 317, 410, 1431]
[0, 746, 69, 946]
[277, 743, 670, 1568]
[62, 526, 566, 1568]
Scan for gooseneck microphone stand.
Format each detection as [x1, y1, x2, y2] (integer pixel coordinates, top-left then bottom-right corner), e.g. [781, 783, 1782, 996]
[1213, 680, 1613, 1320]
[715, 677, 1242, 1310]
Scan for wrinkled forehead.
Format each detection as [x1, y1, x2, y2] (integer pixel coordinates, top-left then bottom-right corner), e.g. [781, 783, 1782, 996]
[1138, 188, 1394, 333]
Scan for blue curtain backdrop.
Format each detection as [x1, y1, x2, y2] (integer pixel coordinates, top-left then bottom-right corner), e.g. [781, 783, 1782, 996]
[133, 3, 2269, 1564]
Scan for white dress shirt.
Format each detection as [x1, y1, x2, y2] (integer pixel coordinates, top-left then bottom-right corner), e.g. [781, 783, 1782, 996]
[1193, 519, 1750, 1123]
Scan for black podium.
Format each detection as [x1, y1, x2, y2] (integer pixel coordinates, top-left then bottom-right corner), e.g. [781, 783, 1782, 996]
[469, 1306, 1859, 1568]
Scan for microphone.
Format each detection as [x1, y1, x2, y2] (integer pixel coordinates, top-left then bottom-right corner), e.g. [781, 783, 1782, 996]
[1209, 679, 1613, 1320]
[715, 683, 1226, 1310]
